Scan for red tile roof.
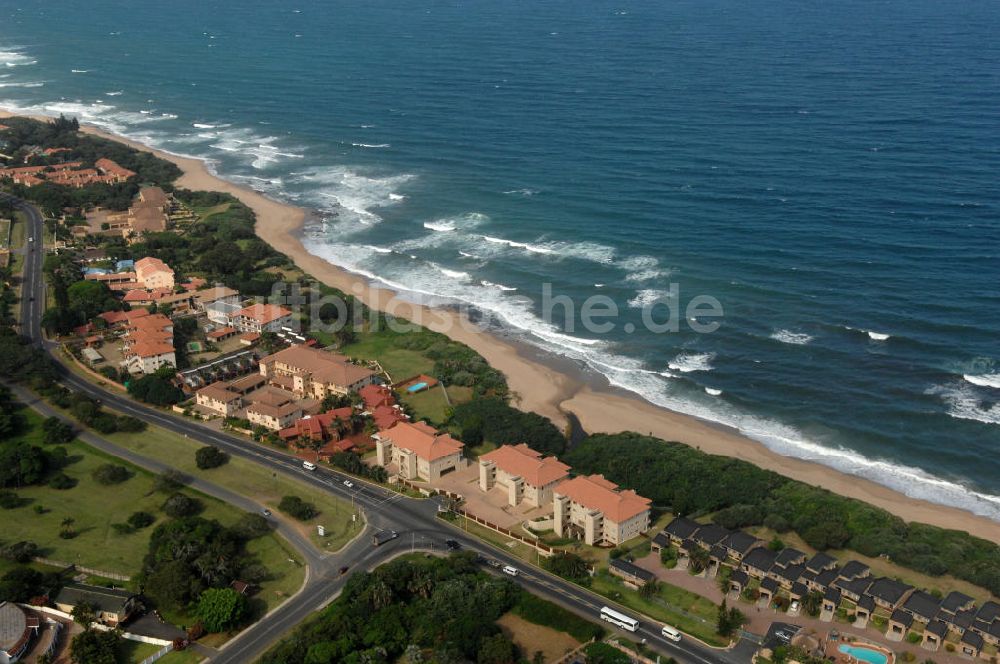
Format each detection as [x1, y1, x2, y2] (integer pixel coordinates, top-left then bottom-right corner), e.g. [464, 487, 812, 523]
[481, 444, 570, 488]
[555, 474, 651, 523]
[378, 421, 463, 461]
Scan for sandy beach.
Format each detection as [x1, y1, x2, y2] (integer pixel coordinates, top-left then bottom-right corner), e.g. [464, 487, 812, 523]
[6, 109, 1000, 545]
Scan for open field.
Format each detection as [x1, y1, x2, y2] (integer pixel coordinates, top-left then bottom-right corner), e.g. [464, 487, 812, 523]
[497, 612, 580, 662]
[402, 384, 451, 424]
[103, 422, 363, 551]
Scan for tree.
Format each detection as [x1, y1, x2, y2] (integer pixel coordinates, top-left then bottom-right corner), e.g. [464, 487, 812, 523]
[544, 552, 591, 585]
[42, 417, 74, 444]
[195, 445, 229, 470]
[127, 511, 156, 529]
[71, 601, 97, 627]
[278, 495, 317, 521]
[162, 492, 202, 518]
[92, 463, 130, 485]
[583, 643, 630, 664]
[127, 373, 184, 406]
[639, 578, 661, 599]
[196, 587, 248, 632]
[477, 633, 516, 664]
[154, 469, 186, 493]
[716, 599, 746, 637]
[803, 590, 823, 617]
[70, 628, 120, 664]
[0, 567, 46, 602]
[1, 541, 39, 563]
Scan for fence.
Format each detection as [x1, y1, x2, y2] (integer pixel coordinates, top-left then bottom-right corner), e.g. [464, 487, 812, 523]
[32, 557, 131, 581]
[138, 643, 174, 664]
[459, 510, 555, 557]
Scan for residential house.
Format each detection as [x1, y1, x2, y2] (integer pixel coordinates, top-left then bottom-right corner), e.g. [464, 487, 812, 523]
[720, 530, 762, 562]
[661, 517, 700, 547]
[54, 583, 140, 626]
[691, 524, 730, 551]
[134, 256, 175, 289]
[901, 590, 941, 624]
[822, 588, 842, 615]
[772, 548, 807, 570]
[887, 609, 913, 641]
[552, 474, 651, 546]
[770, 562, 806, 591]
[233, 303, 294, 334]
[923, 620, 948, 652]
[195, 382, 245, 417]
[834, 576, 873, 603]
[278, 407, 355, 446]
[84, 270, 138, 291]
[759, 577, 779, 604]
[0, 601, 39, 664]
[206, 300, 242, 327]
[741, 547, 777, 579]
[95, 158, 137, 183]
[246, 387, 304, 431]
[193, 286, 241, 311]
[805, 552, 838, 575]
[374, 421, 465, 482]
[939, 591, 975, 617]
[125, 187, 170, 240]
[123, 340, 175, 374]
[478, 443, 571, 508]
[258, 345, 377, 398]
[608, 558, 655, 590]
[960, 630, 983, 658]
[855, 596, 876, 626]
[207, 326, 237, 342]
[837, 560, 871, 582]
[865, 577, 913, 611]
[728, 569, 750, 595]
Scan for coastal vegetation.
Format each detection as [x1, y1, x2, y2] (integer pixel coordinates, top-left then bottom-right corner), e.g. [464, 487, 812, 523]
[565, 432, 1000, 596]
[260, 552, 603, 664]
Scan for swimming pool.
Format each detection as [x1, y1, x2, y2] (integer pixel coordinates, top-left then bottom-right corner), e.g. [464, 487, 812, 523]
[839, 643, 889, 664]
[407, 382, 428, 393]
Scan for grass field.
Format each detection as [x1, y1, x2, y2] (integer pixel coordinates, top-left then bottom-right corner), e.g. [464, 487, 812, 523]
[0, 217, 10, 249]
[340, 331, 435, 382]
[3, 409, 306, 624]
[402, 384, 451, 424]
[496, 612, 580, 662]
[103, 422, 363, 552]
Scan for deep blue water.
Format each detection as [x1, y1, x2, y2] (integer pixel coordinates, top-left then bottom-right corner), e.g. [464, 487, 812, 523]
[3, 0, 999, 516]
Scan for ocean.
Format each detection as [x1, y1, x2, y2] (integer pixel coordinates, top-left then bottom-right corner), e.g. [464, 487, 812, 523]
[2, 0, 999, 517]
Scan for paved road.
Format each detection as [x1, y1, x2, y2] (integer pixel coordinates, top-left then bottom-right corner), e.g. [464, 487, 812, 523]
[9, 194, 754, 664]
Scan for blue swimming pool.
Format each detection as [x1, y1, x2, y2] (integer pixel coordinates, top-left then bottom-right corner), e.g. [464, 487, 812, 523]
[839, 644, 889, 664]
[407, 382, 428, 393]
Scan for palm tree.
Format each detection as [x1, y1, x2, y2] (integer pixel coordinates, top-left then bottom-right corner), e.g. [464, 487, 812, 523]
[688, 545, 711, 575]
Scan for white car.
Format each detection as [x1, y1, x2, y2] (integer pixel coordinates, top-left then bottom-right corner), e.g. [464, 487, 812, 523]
[502, 565, 519, 577]
[343, 479, 354, 488]
[789, 600, 800, 614]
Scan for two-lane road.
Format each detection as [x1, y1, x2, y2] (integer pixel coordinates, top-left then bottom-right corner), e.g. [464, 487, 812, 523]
[10, 194, 754, 664]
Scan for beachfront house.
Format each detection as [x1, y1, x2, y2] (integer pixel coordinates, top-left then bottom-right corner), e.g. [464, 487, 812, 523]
[887, 608, 914, 641]
[552, 473, 651, 546]
[661, 516, 700, 547]
[233, 303, 294, 334]
[258, 345, 377, 398]
[866, 577, 914, 611]
[742, 547, 777, 579]
[902, 590, 941, 624]
[478, 443, 570, 508]
[134, 256, 175, 289]
[721, 530, 762, 561]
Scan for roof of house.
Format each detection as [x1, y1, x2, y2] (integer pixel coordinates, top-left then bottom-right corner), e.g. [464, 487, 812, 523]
[722, 530, 760, 555]
[128, 340, 175, 358]
[858, 595, 876, 612]
[773, 548, 806, 568]
[890, 608, 913, 628]
[379, 421, 464, 462]
[815, 568, 840, 589]
[138, 186, 168, 207]
[902, 590, 941, 619]
[663, 516, 700, 541]
[609, 558, 655, 583]
[55, 582, 134, 614]
[824, 587, 842, 604]
[207, 326, 237, 340]
[480, 443, 570, 488]
[710, 544, 728, 561]
[99, 308, 151, 326]
[791, 581, 808, 597]
[730, 569, 749, 586]
[358, 383, 395, 410]
[261, 345, 376, 388]
[866, 577, 912, 605]
[238, 303, 292, 325]
[940, 591, 975, 614]
[693, 523, 730, 547]
[834, 576, 873, 598]
[652, 532, 670, 549]
[193, 286, 240, 306]
[775, 563, 805, 584]
[805, 552, 838, 573]
[760, 577, 779, 593]
[925, 620, 948, 638]
[943, 608, 975, 630]
[198, 382, 241, 403]
[962, 630, 984, 649]
[977, 601, 1000, 623]
[247, 400, 302, 419]
[135, 256, 173, 278]
[743, 547, 777, 572]
[839, 560, 870, 580]
[278, 407, 354, 441]
[371, 404, 408, 430]
[553, 473, 651, 523]
[206, 300, 243, 316]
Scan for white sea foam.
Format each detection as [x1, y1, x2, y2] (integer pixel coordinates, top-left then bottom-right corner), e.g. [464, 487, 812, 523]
[867, 330, 890, 341]
[668, 352, 715, 373]
[964, 374, 1000, 389]
[429, 263, 471, 281]
[351, 142, 390, 148]
[423, 212, 488, 233]
[105, 90, 123, 96]
[481, 280, 517, 292]
[627, 289, 672, 308]
[71, 69, 88, 73]
[0, 81, 44, 88]
[193, 122, 218, 129]
[928, 383, 1000, 426]
[295, 167, 413, 224]
[503, 188, 539, 196]
[483, 235, 555, 254]
[771, 329, 814, 345]
[705, 387, 723, 396]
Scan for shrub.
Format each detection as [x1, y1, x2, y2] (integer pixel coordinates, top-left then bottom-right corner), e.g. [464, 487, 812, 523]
[195, 445, 228, 470]
[92, 463, 130, 485]
[232, 513, 270, 540]
[42, 417, 74, 444]
[127, 511, 155, 529]
[278, 495, 317, 521]
[1, 541, 39, 563]
[162, 492, 203, 518]
[0, 491, 23, 509]
[154, 470, 186, 493]
[512, 592, 604, 642]
[48, 473, 77, 490]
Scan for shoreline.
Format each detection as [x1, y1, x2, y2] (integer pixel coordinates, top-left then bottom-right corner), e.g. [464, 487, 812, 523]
[7, 109, 1000, 544]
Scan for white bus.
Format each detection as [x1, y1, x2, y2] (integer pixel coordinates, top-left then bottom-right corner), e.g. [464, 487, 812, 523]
[600, 606, 639, 632]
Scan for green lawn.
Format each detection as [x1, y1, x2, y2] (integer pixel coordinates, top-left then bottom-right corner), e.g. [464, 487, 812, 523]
[0, 217, 10, 248]
[11, 210, 26, 248]
[402, 384, 452, 425]
[103, 422, 362, 552]
[158, 650, 204, 664]
[340, 331, 435, 382]
[119, 639, 162, 663]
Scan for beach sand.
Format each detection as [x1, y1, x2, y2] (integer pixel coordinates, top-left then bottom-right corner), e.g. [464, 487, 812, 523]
[6, 109, 1000, 544]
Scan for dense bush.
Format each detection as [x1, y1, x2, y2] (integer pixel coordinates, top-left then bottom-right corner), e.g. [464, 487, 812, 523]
[161, 492, 203, 518]
[196, 587, 248, 633]
[544, 552, 592, 586]
[48, 473, 77, 490]
[262, 553, 523, 664]
[127, 372, 184, 406]
[565, 432, 1000, 596]
[195, 445, 229, 470]
[1, 541, 39, 563]
[511, 592, 605, 642]
[91, 463, 130, 485]
[278, 495, 317, 521]
[449, 398, 566, 456]
[127, 511, 156, 529]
